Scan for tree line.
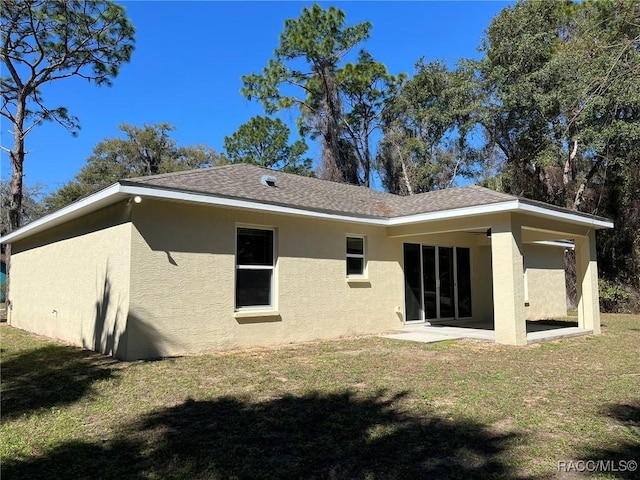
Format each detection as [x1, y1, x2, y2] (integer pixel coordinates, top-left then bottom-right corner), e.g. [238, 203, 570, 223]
[2, 1, 638, 310]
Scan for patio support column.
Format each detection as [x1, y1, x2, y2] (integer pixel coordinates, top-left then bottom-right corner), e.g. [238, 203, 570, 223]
[491, 214, 527, 345]
[575, 230, 601, 334]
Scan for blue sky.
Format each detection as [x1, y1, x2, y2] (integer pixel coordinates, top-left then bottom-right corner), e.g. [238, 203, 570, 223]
[0, 1, 511, 193]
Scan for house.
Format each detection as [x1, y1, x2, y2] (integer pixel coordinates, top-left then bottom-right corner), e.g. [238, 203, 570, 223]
[0, 164, 612, 360]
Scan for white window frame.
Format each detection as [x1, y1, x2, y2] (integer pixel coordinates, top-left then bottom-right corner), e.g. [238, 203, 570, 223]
[235, 226, 276, 311]
[346, 235, 366, 277]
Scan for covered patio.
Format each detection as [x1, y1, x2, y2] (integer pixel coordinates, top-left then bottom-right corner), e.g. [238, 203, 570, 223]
[389, 203, 613, 346]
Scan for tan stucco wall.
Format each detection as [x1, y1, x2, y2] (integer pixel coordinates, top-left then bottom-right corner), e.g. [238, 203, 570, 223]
[523, 244, 567, 320]
[9, 203, 131, 356]
[7, 197, 574, 359]
[126, 200, 403, 359]
[473, 246, 494, 323]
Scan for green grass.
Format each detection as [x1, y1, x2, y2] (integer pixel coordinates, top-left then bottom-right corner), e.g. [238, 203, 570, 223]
[2, 315, 639, 479]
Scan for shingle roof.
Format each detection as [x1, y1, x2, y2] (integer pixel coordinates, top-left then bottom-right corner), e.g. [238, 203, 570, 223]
[122, 163, 606, 222]
[124, 164, 401, 218]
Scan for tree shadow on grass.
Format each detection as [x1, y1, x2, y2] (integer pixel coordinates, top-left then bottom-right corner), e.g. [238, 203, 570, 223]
[1, 344, 117, 420]
[2, 390, 529, 479]
[579, 402, 640, 479]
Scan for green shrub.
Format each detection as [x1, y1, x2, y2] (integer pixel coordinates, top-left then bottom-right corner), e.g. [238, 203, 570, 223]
[599, 279, 639, 313]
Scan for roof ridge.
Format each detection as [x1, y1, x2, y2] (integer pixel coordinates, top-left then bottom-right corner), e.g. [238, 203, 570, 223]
[127, 163, 403, 201]
[239, 164, 402, 200]
[401, 184, 513, 199]
[124, 165, 226, 182]
[124, 163, 280, 182]
[466, 184, 517, 201]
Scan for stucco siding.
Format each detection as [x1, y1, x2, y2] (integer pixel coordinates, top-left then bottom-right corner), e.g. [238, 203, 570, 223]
[472, 246, 494, 323]
[127, 200, 403, 359]
[5, 195, 576, 359]
[524, 244, 567, 319]
[9, 203, 131, 356]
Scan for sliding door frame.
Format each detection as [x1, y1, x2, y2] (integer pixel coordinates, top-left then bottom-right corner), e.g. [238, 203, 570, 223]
[403, 243, 473, 323]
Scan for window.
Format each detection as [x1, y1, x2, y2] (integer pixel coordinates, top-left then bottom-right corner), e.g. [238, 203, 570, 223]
[236, 227, 275, 309]
[346, 236, 365, 276]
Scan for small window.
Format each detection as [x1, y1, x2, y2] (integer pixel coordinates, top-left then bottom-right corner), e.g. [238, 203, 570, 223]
[346, 236, 365, 276]
[236, 228, 275, 308]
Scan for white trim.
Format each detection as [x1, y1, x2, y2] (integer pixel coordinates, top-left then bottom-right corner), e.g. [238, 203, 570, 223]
[0, 184, 125, 243]
[235, 225, 276, 311]
[120, 185, 387, 226]
[389, 201, 520, 226]
[0, 182, 613, 245]
[388, 200, 613, 229]
[533, 240, 575, 249]
[233, 310, 280, 319]
[346, 235, 366, 277]
[518, 202, 613, 229]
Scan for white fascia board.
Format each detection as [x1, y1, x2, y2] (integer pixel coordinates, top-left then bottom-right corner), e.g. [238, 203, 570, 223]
[118, 185, 387, 226]
[1, 183, 613, 245]
[387, 200, 613, 229]
[387, 201, 520, 226]
[533, 240, 575, 249]
[0, 184, 126, 244]
[517, 202, 613, 229]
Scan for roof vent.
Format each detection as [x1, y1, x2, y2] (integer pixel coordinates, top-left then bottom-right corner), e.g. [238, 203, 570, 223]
[261, 175, 277, 187]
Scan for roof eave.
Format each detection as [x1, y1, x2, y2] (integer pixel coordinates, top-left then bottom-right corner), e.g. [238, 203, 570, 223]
[0, 183, 128, 244]
[388, 200, 613, 229]
[517, 202, 613, 229]
[1, 183, 613, 245]
[118, 184, 388, 225]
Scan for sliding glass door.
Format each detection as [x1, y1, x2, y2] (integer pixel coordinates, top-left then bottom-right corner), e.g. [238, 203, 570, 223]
[403, 244, 422, 322]
[422, 246, 437, 319]
[438, 247, 455, 319]
[456, 247, 473, 318]
[403, 244, 473, 322]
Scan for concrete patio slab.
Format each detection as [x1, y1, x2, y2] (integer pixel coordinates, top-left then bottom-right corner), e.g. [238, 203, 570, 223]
[382, 323, 593, 345]
[382, 330, 463, 344]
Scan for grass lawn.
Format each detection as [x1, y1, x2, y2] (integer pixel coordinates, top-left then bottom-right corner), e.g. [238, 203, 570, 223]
[1, 315, 639, 479]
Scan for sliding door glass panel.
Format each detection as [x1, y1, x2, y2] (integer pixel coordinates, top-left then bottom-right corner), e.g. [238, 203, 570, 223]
[403, 244, 422, 321]
[456, 247, 473, 317]
[439, 247, 455, 318]
[422, 246, 437, 320]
